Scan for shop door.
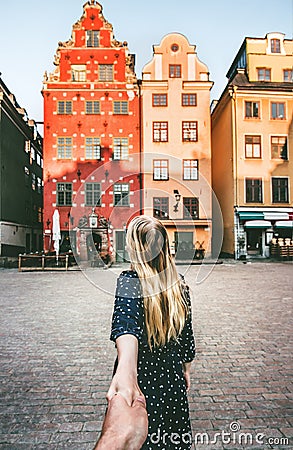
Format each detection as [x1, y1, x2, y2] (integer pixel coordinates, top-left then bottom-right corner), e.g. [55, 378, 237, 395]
[115, 230, 127, 262]
[246, 229, 263, 256]
[174, 232, 194, 260]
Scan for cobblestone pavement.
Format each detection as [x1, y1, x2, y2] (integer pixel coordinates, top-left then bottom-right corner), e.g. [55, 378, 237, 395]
[0, 261, 292, 449]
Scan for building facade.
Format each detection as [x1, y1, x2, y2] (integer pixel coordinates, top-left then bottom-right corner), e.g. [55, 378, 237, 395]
[42, 0, 140, 262]
[141, 33, 213, 259]
[0, 77, 43, 257]
[212, 33, 293, 259]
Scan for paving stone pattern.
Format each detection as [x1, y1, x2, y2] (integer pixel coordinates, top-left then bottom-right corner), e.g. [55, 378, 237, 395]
[0, 262, 292, 449]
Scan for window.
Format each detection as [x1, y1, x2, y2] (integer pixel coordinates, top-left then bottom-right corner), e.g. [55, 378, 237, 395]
[183, 197, 199, 219]
[85, 183, 101, 206]
[57, 183, 72, 206]
[257, 68, 271, 81]
[245, 179, 263, 203]
[30, 147, 35, 162]
[31, 173, 36, 191]
[245, 101, 259, 118]
[99, 64, 113, 81]
[25, 140, 30, 153]
[85, 137, 101, 159]
[272, 178, 289, 203]
[153, 197, 169, 219]
[113, 138, 128, 160]
[182, 121, 198, 142]
[271, 39, 281, 53]
[86, 30, 99, 47]
[153, 122, 168, 142]
[24, 167, 30, 186]
[271, 102, 285, 119]
[183, 160, 198, 180]
[169, 65, 181, 78]
[36, 153, 42, 166]
[153, 160, 168, 180]
[86, 101, 100, 114]
[271, 136, 288, 160]
[38, 207, 42, 224]
[283, 69, 293, 82]
[37, 177, 42, 194]
[113, 183, 129, 206]
[58, 101, 72, 114]
[71, 65, 86, 82]
[182, 94, 197, 106]
[171, 43, 179, 52]
[113, 101, 128, 114]
[57, 137, 72, 159]
[245, 136, 261, 158]
[153, 94, 167, 107]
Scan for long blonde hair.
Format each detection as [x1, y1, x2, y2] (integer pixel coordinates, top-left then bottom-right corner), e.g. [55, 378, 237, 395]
[126, 215, 188, 349]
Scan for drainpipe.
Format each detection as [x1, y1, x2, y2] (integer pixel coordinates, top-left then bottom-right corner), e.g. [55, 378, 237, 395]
[137, 78, 143, 215]
[230, 85, 239, 258]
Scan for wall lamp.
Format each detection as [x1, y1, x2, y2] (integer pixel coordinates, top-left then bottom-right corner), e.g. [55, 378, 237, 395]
[173, 190, 181, 213]
[77, 169, 81, 180]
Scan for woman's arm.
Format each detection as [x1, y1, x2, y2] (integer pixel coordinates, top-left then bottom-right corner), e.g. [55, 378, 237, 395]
[107, 334, 143, 406]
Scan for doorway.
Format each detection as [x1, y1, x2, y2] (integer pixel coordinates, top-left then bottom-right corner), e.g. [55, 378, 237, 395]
[174, 231, 194, 260]
[115, 230, 128, 262]
[246, 228, 263, 256]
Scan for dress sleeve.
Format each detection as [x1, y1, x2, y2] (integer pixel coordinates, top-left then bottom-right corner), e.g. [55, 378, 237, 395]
[110, 271, 144, 343]
[178, 280, 196, 363]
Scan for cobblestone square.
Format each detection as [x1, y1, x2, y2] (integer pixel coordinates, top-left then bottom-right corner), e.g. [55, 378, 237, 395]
[0, 261, 292, 449]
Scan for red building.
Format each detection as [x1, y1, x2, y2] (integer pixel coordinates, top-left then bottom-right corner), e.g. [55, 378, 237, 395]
[42, 0, 141, 262]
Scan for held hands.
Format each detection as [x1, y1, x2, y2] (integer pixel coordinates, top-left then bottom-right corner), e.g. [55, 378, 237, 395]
[107, 365, 144, 406]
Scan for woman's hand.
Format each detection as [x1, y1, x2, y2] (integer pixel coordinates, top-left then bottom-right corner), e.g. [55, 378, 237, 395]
[107, 366, 143, 406]
[183, 362, 192, 392]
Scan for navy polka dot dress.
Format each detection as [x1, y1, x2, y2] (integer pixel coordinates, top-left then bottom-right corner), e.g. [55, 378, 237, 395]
[110, 270, 196, 449]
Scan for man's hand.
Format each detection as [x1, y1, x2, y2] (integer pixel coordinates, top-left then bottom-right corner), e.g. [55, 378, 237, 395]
[94, 393, 148, 450]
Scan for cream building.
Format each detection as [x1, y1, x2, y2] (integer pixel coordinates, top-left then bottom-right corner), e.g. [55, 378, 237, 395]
[212, 33, 293, 259]
[141, 33, 214, 260]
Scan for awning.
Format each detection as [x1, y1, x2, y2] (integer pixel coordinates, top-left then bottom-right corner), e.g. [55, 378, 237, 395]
[264, 212, 289, 221]
[244, 220, 272, 229]
[238, 212, 264, 220]
[275, 220, 293, 228]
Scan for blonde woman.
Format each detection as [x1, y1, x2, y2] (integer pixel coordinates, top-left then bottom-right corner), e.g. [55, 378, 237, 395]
[108, 216, 195, 449]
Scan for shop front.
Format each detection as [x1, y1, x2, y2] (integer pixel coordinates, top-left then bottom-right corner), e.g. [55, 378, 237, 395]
[235, 208, 293, 259]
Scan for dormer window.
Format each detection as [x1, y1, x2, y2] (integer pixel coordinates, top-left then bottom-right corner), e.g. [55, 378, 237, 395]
[86, 30, 99, 47]
[266, 33, 285, 55]
[271, 39, 281, 53]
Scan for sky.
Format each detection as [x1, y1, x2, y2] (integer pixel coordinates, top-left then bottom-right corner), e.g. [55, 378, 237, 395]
[0, 0, 292, 129]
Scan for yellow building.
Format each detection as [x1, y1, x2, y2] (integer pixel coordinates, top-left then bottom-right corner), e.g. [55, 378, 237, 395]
[212, 33, 293, 259]
[141, 33, 214, 260]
